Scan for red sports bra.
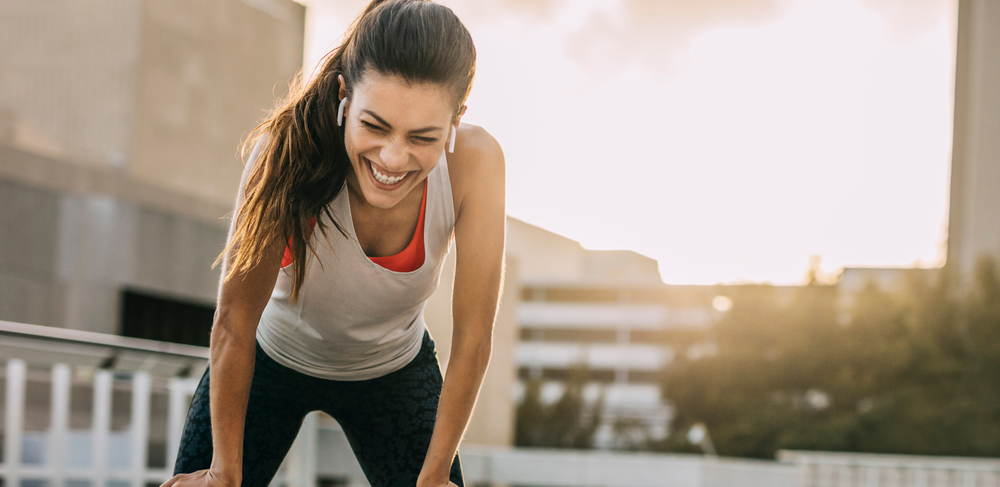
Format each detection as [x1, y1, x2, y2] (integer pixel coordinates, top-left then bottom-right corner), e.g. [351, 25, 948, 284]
[281, 180, 427, 272]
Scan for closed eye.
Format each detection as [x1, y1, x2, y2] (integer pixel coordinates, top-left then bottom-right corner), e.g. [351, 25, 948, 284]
[361, 120, 385, 132]
[362, 119, 437, 144]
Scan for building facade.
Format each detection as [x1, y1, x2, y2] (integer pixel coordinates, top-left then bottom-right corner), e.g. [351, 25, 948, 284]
[425, 218, 734, 449]
[947, 0, 1000, 286]
[0, 0, 306, 338]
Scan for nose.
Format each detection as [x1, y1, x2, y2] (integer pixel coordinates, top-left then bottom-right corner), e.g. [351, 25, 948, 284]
[379, 138, 409, 172]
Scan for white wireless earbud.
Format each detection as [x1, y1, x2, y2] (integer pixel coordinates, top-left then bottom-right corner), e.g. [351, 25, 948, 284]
[337, 98, 347, 127]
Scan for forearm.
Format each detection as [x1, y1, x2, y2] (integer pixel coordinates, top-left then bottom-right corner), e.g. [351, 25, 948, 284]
[207, 315, 258, 482]
[419, 330, 492, 484]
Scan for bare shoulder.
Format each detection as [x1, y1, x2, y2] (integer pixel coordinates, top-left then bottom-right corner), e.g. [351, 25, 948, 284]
[449, 123, 504, 179]
[447, 123, 505, 219]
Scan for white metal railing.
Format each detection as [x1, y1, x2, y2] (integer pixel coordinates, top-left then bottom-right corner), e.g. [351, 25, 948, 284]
[4, 319, 1000, 487]
[1, 360, 202, 485]
[458, 445, 802, 487]
[0, 319, 210, 486]
[778, 450, 1000, 487]
[0, 320, 366, 487]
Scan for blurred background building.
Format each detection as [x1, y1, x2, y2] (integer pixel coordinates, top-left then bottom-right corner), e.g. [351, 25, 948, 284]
[0, 0, 305, 340]
[426, 218, 734, 449]
[946, 0, 1000, 287]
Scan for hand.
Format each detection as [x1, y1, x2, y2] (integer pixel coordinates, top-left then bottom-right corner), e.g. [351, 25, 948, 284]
[415, 472, 459, 487]
[160, 469, 239, 487]
[416, 481, 458, 487]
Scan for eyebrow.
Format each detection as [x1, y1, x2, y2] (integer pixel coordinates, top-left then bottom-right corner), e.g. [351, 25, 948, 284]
[361, 110, 444, 135]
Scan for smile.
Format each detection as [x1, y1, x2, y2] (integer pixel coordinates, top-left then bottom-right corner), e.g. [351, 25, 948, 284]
[367, 158, 409, 186]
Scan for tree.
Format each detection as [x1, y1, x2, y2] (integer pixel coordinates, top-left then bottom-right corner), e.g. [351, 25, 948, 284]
[655, 256, 1000, 458]
[514, 364, 605, 449]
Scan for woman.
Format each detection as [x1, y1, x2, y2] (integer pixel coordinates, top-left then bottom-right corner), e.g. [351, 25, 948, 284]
[161, 1, 505, 486]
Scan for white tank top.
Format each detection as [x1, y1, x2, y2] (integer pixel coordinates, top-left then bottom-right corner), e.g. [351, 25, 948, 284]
[253, 138, 456, 380]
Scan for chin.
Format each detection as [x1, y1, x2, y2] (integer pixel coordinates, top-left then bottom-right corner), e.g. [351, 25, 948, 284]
[361, 184, 409, 209]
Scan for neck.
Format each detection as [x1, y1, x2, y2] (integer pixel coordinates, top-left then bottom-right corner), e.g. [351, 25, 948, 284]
[345, 170, 380, 214]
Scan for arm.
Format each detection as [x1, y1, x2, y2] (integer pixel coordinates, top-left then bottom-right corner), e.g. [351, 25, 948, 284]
[163, 139, 284, 487]
[203, 232, 284, 484]
[418, 125, 506, 487]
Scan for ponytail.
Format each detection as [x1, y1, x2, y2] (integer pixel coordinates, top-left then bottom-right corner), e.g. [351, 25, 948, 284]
[212, 0, 476, 304]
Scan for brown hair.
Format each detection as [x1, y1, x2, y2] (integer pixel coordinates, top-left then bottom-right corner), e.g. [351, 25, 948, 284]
[213, 0, 476, 303]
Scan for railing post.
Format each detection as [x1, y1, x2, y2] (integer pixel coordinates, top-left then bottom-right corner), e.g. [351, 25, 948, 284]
[865, 466, 877, 487]
[282, 412, 318, 487]
[131, 371, 151, 486]
[961, 469, 972, 487]
[50, 363, 72, 484]
[300, 412, 318, 487]
[166, 378, 192, 473]
[93, 369, 113, 486]
[4, 359, 26, 486]
[283, 423, 302, 487]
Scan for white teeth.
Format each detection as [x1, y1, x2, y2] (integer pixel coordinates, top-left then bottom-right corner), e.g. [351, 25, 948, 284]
[370, 161, 405, 185]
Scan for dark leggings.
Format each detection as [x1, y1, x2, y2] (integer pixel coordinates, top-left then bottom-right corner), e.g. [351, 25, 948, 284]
[173, 328, 465, 487]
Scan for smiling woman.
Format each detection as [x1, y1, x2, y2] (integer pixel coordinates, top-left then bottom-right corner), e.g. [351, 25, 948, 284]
[160, 1, 505, 487]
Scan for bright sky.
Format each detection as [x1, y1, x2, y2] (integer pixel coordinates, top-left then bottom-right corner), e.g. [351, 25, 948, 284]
[300, 0, 957, 285]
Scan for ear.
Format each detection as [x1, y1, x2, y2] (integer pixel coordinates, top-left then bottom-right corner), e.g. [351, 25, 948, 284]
[338, 74, 347, 101]
[454, 105, 468, 128]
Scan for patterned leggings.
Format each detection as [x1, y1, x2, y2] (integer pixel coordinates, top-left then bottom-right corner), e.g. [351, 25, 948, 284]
[173, 328, 465, 487]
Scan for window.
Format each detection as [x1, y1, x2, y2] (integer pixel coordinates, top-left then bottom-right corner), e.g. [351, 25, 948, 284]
[120, 288, 215, 347]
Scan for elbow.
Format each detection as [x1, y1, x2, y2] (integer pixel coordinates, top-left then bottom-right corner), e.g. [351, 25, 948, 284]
[210, 309, 258, 352]
[452, 325, 492, 367]
[468, 333, 493, 369]
[455, 323, 493, 349]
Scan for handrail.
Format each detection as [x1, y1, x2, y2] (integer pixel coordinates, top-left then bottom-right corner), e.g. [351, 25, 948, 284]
[0, 319, 209, 360]
[778, 449, 1000, 469]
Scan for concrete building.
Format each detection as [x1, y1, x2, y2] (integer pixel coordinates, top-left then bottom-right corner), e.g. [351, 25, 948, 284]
[424, 218, 734, 450]
[515, 280, 728, 449]
[947, 0, 1000, 286]
[845, 0, 1000, 297]
[0, 0, 306, 338]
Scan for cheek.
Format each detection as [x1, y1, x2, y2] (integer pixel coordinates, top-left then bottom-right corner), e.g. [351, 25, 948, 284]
[419, 157, 440, 174]
[345, 127, 377, 152]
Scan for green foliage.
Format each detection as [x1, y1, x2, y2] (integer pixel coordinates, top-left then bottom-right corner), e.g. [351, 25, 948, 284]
[515, 364, 605, 449]
[656, 256, 1000, 459]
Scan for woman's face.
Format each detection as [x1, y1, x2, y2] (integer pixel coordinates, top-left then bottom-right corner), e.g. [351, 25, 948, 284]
[340, 71, 458, 210]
